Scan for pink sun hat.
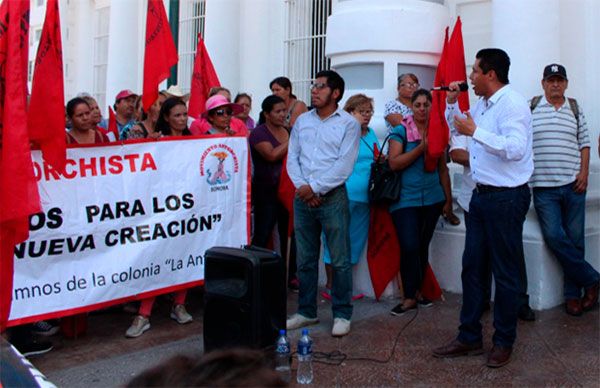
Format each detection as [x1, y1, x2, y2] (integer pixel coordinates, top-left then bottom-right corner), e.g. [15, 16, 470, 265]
[202, 95, 244, 118]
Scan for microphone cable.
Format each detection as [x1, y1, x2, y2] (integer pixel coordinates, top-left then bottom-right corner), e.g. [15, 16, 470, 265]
[304, 307, 420, 366]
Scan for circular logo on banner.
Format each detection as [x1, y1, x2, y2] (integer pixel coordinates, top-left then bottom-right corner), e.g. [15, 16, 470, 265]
[199, 144, 240, 192]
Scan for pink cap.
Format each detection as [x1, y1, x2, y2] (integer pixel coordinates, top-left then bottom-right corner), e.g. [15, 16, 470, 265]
[115, 89, 137, 102]
[203, 95, 243, 117]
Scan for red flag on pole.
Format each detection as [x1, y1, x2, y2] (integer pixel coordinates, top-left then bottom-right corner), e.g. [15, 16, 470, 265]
[0, 0, 40, 330]
[142, 0, 178, 112]
[187, 35, 221, 119]
[277, 156, 296, 236]
[425, 27, 449, 172]
[108, 106, 119, 140]
[27, 0, 66, 173]
[446, 17, 469, 113]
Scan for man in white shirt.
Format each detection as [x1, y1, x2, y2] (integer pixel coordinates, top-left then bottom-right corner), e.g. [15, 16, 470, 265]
[450, 133, 535, 322]
[433, 48, 533, 368]
[285, 70, 360, 337]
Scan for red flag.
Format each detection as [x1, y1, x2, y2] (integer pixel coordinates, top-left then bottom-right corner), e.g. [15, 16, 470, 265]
[27, 0, 66, 173]
[0, 0, 40, 330]
[277, 156, 295, 236]
[108, 106, 119, 139]
[367, 206, 401, 300]
[425, 18, 469, 171]
[187, 35, 221, 119]
[367, 206, 442, 301]
[425, 27, 449, 171]
[142, 0, 178, 112]
[446, 17, 469, 112]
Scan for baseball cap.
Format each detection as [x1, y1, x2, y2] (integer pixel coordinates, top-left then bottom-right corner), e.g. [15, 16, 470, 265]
[115, 89, 137, 102]
[543, 64, 567, 81]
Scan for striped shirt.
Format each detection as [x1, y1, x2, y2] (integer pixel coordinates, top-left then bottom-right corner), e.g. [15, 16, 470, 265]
[529, 96, 590, 187]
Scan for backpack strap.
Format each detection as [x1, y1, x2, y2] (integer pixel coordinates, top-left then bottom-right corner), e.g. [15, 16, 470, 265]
[529, 95, 543, 112]
[567, 97, 580, 129]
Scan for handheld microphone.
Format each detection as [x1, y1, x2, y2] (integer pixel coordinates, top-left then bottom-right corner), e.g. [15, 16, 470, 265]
[431, 82, 469, 92]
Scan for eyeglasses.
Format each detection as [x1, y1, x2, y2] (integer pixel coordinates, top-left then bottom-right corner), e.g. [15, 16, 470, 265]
[212, 108, 233, 117]
[358, 110, 374, 116]
[310, 82, 328, 90]
[400, 82, 419, 89]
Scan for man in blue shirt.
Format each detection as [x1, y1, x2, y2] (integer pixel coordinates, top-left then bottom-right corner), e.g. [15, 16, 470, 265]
[286, 70, 360, 337]
[433, 49, 533, 368]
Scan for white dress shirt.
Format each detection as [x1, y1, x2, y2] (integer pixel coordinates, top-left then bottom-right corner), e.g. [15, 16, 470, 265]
[449, 132, 475, 212]
[446, 85, 533, 187]
[287, 108, 361, 195]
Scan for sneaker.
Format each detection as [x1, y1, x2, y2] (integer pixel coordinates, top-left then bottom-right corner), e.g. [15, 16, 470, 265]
[125, 315, 150, 338]
[14, 340, 53, 357]
[321, 290, 332, 301]
[418, 298, 433, 308]
[170, 304, 193, 324]
[331, 318, 351, 337]
[286, 313, 319, 330]
[390, 302, 417, 316]
[31, 320, 59, 337]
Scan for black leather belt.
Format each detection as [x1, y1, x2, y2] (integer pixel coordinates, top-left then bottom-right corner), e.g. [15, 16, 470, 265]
[317, 185, 344, 198]
[475, 183, 527, 194]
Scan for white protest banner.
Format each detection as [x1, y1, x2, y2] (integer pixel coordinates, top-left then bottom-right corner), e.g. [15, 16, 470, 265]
[8, 136, 249, 325]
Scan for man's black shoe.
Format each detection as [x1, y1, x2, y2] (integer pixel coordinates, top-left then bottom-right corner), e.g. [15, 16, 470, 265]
[518, 304, 535, 321]
[14, 340, 53, 357]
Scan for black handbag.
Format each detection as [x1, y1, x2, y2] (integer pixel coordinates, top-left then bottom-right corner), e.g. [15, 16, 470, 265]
[367, 133, 405, 204]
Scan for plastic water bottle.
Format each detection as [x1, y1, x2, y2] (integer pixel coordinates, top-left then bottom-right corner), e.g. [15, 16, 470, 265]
[296, 329, 313, 384]
[274, 329, 291, 384]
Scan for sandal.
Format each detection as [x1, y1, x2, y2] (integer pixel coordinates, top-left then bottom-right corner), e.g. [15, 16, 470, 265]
[352, 293, 365, 301]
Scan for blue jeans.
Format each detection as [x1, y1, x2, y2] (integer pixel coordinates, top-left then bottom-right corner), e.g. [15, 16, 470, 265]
[322, 200, 370, 265]
[458, 184, 530, 348]
[464, 211, 529, 307]
[294, 186, 352, 320]
[533, 183, 599, 299]
[391, 202, 444, 299]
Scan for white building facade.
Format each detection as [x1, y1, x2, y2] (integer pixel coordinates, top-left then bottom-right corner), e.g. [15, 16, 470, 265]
[28, 0, 599, 309]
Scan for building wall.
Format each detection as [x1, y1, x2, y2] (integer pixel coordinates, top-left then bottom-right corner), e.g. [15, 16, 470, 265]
[26, 0, 599, 308]
[326, 0, 599, 308]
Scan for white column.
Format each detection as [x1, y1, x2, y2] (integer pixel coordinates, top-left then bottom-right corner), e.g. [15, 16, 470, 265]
[238, 0, 285, 114]
[105, 1, 141, 104]
[325, 0, 450, 298]
[60, 1, 94, 103]
[327, 0, 450, 140]
[491, 0, 560, 97]
[66, 0, 94, 100]
[204, 0, 241, 94]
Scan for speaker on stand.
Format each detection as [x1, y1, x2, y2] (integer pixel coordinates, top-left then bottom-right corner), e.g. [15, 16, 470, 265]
[203, 246, 286, 353]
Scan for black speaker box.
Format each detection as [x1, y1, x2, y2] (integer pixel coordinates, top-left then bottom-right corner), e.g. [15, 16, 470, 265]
[203, 246, 286, 353]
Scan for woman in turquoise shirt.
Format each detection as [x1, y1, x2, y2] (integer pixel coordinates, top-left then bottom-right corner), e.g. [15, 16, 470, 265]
[322, 94, 380, 301]
[387, 89, 453, 315]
